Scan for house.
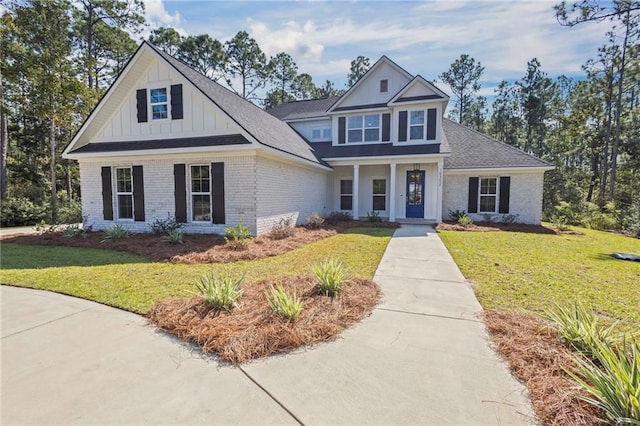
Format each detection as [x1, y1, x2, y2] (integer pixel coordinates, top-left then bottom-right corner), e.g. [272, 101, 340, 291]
[63, 42, 553, 235]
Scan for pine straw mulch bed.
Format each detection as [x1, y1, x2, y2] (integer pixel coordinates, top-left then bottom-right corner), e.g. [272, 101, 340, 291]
[147, 275, 380, 364]
[483, 310, 605, 425]
[0, 220, 400, 263]
[436, 221, 584, 235]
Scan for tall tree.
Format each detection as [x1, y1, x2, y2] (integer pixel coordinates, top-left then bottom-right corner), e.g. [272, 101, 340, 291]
[267, 52, 298, 105]
[346, 56, 370, 87]
[179, 34, 226, 81]
[148, 26, 183, 55]
[489, 80, 522, 147]
[291, 73, 317, 99]
[439, 54, 485, 126]
[223, 31, 270, 100]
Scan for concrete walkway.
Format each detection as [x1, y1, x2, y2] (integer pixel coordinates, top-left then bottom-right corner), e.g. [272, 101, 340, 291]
[1, 225, 536, 425]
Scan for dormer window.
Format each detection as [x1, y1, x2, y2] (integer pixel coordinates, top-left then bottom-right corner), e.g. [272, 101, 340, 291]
[150, 88, 168, 120]
[380, 79, 388, 93]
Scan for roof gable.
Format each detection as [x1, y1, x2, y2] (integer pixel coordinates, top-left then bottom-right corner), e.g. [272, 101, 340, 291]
[389, 75, 449, 105]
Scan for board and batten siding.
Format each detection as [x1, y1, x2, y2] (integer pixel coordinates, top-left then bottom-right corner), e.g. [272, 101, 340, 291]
[336, 61, 411, 109]
[93, 58, 241, 143]
[442, 171, 545, 224]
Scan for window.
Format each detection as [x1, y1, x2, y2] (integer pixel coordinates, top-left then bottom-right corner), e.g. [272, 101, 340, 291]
[191, 165, 211, 221]
[410, 110, 425, 140]
[479, 178, 497, 213]
[311, 128, 332, 141]
[372, 179, 386, 211]
[311, 129, 321, 139]
[115, 167, 133, 219]
[322, 128, 332, 139]
[347, 114, 380, 143]
[380, 79, 388, 93]
[340, 179, 353, 210]
[150, 88, 168, 120]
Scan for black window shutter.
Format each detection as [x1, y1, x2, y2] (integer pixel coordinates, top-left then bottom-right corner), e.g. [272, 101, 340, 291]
[136, 89, 147, 123]
[398, 110, 408, 142]
[132, 166, 145, 221]
[468, 177, 479, 213]
[101, 167, 113, 220]
[382, 113, 391, 142]
[174, 164, 187, 223]
[499, 176, 511, 214]
[211, 162, 225, 224]
[170, 84, 183, 120]
[338, 117, 346, 144]
[427, 108, 437, 140]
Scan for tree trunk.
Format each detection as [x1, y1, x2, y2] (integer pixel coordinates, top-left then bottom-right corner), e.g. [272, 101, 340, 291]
[65, 160, 72, 199]
[599, 69, 614, 207]
[87, 2, 95, 89]
[0, 84, 8, 200]
[50, 116, 57, 223]
[586, 154, 598, 202]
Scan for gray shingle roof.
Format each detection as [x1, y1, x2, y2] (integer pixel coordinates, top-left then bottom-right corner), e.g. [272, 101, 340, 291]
[310, 141, 442, 159]
[71, 134, 250, 153]
[267, 96, 340, 120]
[442, 119, 552, 169]
[148, 43, 323, 166]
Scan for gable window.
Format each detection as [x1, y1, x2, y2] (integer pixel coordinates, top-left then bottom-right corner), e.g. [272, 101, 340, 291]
[372, 179, 386, 211]
[322, 128, 332, 139]
[115, 167, 133, 219]
[311, 128, 332, 141]
[479, 177, 497, 213]
[410, 111, 425, 140]
[380, 79, 388, 93]
[347, 114, 380, 143]
[150, 88, 168, 120]
[340, 179, 353, 210]
[190, 165, 211, 222]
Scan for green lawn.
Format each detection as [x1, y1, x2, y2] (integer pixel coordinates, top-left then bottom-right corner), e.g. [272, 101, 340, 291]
[439, 226, 640, 328]
[0, 227, 393, 314]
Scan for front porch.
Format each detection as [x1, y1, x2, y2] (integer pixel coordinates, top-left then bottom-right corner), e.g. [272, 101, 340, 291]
[328, 159, 444, 222]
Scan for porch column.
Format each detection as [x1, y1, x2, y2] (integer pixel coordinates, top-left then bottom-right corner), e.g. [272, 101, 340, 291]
[352, 164, 360, 219]
[436, 160, 444, 222]
[389, 163, 397, 221]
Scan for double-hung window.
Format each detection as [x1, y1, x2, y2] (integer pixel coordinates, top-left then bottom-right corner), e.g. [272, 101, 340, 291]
[410, 111, 425, 140]
[191, 165, 211, 222]
[150, 88, 168, 120]
[372, 179, 386, 211]
[347, 114, 380, 143]
[340, 180, 353, 210]
[115, 167, 133, 219]
[479, 178, 498, 213]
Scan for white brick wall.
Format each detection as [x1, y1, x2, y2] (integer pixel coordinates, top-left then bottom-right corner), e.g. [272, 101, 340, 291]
[255, 156, 328, 235]
[442, 171, 545, 224]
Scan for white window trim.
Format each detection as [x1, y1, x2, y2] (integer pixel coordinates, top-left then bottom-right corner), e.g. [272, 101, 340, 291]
[346, 114, 381, 144]
[339, 179, 353, 211]
[395, 107, 439, 146]
[189, 164, 212, 223]
[478, 177, 499, 214]
[409, 110, 426, 141]
[149, 86, 170, 122]
[310, 127, 331, 141]
[114, 166, 134, 221]
[372, 177, 387, 212]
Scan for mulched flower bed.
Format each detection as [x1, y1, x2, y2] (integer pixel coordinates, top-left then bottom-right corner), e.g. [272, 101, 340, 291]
[148, 275, 380, 364]
[1, 220, 400, 263]
[436, 221, 584, 235]
[483, 310, 604, 425]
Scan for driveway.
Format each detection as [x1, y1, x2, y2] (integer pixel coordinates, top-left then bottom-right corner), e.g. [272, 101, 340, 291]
[1, 225, 536, 425]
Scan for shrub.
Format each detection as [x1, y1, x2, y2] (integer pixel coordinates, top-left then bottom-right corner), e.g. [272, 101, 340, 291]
[224, 220, 253, 250]
[193, 271, 245, 310]
[57, 199, 82, 224]
[62, 224, 84, 238]
[366, 210, 382, 222]
[306, 212, 325, 229]
[501, 214, 519, 224]
[326, 211, 352, 224]
[150, 214, 183, 235]
[266, 283, 303, 321]
[0, 197, 47, 227]
[566, 338, 640, 425]
[457, 214, 473, 227]
[268, 216, 295, 240]
[553, 201, 579, 225]
[311, 259, 346, 297]
[582, 202, 618, 231]
[162, 229, 184, 245]
[481, 213, 494, 223]
[448, 209, 467, 221]
[101, 224, 130, 242]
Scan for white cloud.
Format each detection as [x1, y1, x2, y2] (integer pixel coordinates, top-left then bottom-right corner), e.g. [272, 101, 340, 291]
[247, 18, 325, 60]
[142, 0, 186, 38]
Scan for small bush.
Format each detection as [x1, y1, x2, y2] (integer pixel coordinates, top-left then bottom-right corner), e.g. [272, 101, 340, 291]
[326, 211, 352, 224]
[311, 259, 346, 297]
[0, 197, 47, 227]
[366, 210, 382, 222]
[268, 216, 295, 240]
[162, 229, 184, 245]
[501, 214, 519, 224]
[551, 214, 570, 231]
[448, 209, 467, 221]
[553, 201, 580, 225]
[62, 224, 84, 238]
[481, 213, 495, 223]
[266, 283, 303, 321]
[150, 214, 183, 235]
[224, 220, 253, 250]
[457, 214, 473, 226]
[582, 202, 618, 231]
[101, 224, 130, 242]
[193, 271, 245, 310]
[57, 199, 82, 224]
[306, 212, 325, 229]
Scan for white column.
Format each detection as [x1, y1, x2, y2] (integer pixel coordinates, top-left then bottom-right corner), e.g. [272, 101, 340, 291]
[352, 164, 360, 219]
[389, 163, 397, 221]
[436, 160, 444, 223]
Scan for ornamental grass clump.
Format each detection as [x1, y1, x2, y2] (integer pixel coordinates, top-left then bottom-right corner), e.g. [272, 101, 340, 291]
[101, 223, 130, 242]
[193, 271, 245, 310]
[311, 259, 346, 297]
[162, 229, 184, 245]
[266, 283, 303, 321]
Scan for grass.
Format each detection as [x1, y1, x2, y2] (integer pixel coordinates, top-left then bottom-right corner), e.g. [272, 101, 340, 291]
[439, 226, 640, 328]
[0, 227, 393, 314]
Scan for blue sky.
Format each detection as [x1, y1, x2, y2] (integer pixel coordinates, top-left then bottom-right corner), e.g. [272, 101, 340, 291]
[143, 0, 611, 100]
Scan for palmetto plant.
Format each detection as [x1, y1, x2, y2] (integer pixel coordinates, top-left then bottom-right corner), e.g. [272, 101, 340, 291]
[311, 259, 346, 297]
[266, 283, 303, 321]
[193, 272, 245, 310]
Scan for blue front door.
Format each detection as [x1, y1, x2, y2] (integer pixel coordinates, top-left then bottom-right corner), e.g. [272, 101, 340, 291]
[406, 170, 425, 218]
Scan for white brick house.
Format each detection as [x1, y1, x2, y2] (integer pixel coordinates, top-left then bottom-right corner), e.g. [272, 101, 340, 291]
[63, 42, 552, 235]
